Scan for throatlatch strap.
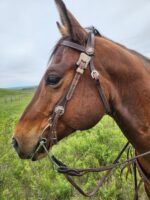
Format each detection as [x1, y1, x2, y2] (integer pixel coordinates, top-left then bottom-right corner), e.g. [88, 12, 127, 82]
[95, 79, 111, 114]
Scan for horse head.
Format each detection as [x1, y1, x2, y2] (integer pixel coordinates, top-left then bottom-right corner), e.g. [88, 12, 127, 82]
[12, 0, 111, 160]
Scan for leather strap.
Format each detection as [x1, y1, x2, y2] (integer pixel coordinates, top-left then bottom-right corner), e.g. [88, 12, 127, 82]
[47, 144, 150, 199]
[41, 142, 129, 197]
[95, 79, 111, 114]
[133, 162, 139, 200]
[60, 33, 111, 115]
[61, 41, 85, 52]
[136, 158, 150, 185]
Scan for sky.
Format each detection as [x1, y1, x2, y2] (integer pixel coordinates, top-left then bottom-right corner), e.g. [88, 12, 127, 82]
[0, 0, 150, 88]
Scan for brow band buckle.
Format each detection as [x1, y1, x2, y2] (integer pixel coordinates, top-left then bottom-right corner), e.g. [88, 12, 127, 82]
[76, 53, 92, 69]
[86, 47, 94, 56]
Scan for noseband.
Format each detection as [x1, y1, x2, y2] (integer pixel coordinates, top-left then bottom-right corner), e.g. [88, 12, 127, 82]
[44, 32, 111, 145]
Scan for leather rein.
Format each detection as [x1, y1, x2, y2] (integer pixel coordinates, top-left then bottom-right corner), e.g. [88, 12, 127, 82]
[32, 32, 150, 199]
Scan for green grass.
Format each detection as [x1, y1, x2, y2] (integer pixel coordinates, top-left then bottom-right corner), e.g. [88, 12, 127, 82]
[0, 89, 148, 200]
[0, 89, 34, 132]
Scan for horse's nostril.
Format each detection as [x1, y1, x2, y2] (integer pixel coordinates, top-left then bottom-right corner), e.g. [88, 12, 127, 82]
[12, 137, 19, 149]
[12, 137, 30, 159]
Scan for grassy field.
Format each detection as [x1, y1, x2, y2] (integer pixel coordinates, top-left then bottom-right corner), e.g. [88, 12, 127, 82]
[0, 88, 148, 200]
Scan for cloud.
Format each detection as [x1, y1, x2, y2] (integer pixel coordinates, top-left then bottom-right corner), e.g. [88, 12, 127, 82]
[0, 0, 150, 88]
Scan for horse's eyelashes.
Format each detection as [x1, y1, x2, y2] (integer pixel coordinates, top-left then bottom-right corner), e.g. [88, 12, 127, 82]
[46, 75, 61, 85]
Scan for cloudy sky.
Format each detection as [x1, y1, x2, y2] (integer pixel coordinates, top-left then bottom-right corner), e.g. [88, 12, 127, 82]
[0, 0, 150, 88]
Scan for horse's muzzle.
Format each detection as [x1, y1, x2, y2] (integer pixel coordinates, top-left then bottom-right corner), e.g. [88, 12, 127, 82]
[12, 137, 31, 160]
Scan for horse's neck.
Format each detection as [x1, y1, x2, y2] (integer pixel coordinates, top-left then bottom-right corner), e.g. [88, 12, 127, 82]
[96, 37, 150, 174]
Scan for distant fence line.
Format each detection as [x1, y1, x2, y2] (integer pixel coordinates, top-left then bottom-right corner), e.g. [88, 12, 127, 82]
[0, 96, 21, 104]
[0, 95, 31, 104]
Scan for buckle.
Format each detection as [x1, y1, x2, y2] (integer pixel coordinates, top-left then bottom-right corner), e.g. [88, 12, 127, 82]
[76, 53, 91, 69]
[54, 106, 64, 116]
[86, 47, 94, 55]
[91, 70, 100, 79]
[40, 138, 47, 145]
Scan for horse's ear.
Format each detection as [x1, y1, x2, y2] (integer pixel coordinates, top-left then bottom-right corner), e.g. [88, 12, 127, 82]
[55, 0, 87, 44]
[56, 21, 68, 37]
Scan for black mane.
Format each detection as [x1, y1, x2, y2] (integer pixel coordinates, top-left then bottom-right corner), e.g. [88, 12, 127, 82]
[85, 26, 102, 36]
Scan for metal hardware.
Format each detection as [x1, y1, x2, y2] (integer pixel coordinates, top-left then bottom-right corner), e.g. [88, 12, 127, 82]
[76, 52, 91, 69]
[91, 70, 100, 79]
[31, 138, 47, 160]
[40, 138, 47, 145]
[86, 47, 94, 55]
[54, 106, 64, 116]
[76, 67, 84, 74]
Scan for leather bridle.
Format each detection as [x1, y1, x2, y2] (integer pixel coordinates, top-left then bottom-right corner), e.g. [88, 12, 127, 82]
[44, 32, 111, 146]
[31, 31, 150, 199]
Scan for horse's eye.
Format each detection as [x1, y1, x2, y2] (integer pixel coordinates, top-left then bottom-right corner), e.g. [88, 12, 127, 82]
[46, 75, 61, 85]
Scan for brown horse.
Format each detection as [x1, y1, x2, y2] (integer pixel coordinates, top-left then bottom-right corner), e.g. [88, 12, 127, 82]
[13, 0, 150, 198]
